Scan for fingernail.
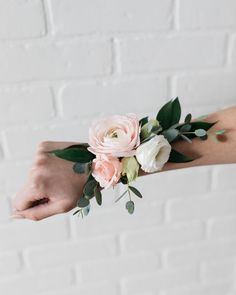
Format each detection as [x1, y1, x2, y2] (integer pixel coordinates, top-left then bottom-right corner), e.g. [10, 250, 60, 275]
[10, 214, 25, 219]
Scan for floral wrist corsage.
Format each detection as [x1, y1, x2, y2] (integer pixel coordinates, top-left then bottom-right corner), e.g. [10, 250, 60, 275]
[49, 97, 224, 218]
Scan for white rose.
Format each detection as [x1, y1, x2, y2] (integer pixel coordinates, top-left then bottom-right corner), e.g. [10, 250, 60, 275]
[136, 135, 171, 173]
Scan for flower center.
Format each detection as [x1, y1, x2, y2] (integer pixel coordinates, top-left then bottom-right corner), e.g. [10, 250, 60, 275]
[106, 128, 118, 138]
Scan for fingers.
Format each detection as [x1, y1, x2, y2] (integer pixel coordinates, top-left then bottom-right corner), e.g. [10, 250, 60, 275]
[12, 201, 66, 221]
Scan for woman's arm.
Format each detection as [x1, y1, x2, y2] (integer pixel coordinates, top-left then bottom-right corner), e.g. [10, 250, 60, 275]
[139, 105, 236, 176]
[11, 105, 236, 221]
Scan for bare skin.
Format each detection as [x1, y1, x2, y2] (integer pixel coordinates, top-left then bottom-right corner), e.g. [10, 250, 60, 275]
[11, 105, 236, 221]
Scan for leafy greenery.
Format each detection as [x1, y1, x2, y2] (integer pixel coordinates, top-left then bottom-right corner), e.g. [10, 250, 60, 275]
[156, 97, 181, 130]
[129, 186, 143, 198]
[73, 162, 91, 174]
[77, 196, 90, 208]
[126, 200, 135, 214]
[83, 179, 98, 199]
[168, 149, 194, 163]
[184, 113, 192, 123]
[94, 185, 102, 206]
[162, 128, 179, 142]
[139, 116, 149, 127]
[49, 147, 95, 163]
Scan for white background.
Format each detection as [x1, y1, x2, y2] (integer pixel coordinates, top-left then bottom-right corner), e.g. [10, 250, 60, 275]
[0, 0, 236, 294]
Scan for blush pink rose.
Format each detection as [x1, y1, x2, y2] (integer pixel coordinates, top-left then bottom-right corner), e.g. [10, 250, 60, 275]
[88, 113, 140, 157]
[92, 154, 122, 189]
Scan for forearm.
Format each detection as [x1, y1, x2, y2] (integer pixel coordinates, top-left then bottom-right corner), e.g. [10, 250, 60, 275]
[139, 105, 236, 176]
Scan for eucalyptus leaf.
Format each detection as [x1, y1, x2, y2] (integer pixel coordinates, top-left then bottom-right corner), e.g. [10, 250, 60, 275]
[180, 124, 191, 132]
[78, 196, 90, 208]
[162, 128, 179, 142]
[94, 186, 102, 206]
[168, 149, 194, 163]
[73, 209, 81, 216]
[82, 204, 91, 216]
[195, 129, 207, 137]
[126, 200, 135, 214]
[83, 179, 98, 198]
[129, 186, 143, 198]
[73, 162, 88, 174]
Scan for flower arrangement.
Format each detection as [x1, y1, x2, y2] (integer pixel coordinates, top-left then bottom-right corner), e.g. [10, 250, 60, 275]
[49, 97, 224, 218]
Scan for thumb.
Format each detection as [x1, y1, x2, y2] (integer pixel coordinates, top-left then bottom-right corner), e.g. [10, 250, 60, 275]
[11, 201, 62, 221]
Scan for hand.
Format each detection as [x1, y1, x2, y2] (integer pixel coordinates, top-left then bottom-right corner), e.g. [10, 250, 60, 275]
[11, 141, 87, 221]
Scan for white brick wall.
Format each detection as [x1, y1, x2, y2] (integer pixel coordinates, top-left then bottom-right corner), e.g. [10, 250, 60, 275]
[0, 1, 236, 294]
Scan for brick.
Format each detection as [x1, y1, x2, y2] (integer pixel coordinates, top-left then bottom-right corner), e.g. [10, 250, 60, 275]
[78, 253, 160, 283]
[50, 0, 173, 35]
[122, 222, 203, 253]
[0, 195, 11, 223]
[175, 71, 236, 108]
[37, 282, 119, 295]
[0, 268, 74, 295]
[201, 259, 234, 283]
[0, 161, 31, 193]
[211, 164, 236, 191]
[27, 235, 119, 270]
[122, 267, 198, 293]
[208, 216, 236, 239]
[0, 251, 21, 276]
[166, 239, 236, 267]
[164, 281, 232, 295]
[131, 166, 211, 201]
[0, 0, 45, 39]
[120, 33, 225, 73]
[0, 87, 54, 125]
[59, 78, 168, 118]
[0, 215, 69, 251]
[167, 191, 236, 222]
[179, 0, 236, 29]
[0, 40, 111, 82]
[71, 200, 163, 238]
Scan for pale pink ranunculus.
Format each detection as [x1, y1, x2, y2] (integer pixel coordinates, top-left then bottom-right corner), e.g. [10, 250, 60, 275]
[92, 154, 122, 189]
[88, 113, 140, 157]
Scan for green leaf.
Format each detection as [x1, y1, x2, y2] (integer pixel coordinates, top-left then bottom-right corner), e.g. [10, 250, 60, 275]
[73, 209, 81, 215]
[126, 200, 135, 214]
[73, 162, 91, 174]
[82, 204, 91, 216]
[168, 149, 194, 163]
[184, 113, 192, 123]
[78, 196, 90, 208]
[156, 97, 181, 130]
[180, 124, 191, 132]
[139, 116, 149, 127]
[129, 186, 143, 198]
[195, 129, 207, 137]
[49, 147, 95, 163]
[162, 128, 179, 142]
[83, 179, 98, 198]
[94, 186, 102, 206]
